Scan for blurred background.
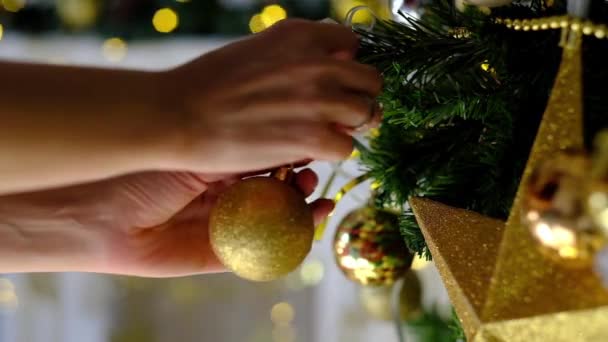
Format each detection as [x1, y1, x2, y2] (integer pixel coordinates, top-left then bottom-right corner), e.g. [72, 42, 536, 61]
[0, 1, 450, 342]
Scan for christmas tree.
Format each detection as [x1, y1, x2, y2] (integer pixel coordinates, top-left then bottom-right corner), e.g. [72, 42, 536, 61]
[351, 0, 608, 340]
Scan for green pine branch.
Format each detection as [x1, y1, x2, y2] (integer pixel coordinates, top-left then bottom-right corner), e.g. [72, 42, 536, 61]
[354, 0, 603, 257]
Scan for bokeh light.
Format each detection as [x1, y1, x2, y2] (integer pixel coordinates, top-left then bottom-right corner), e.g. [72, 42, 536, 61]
[411, 255, 431, 270]
[0, 24, 3, 41]
[300, 260, 324, 286]
[2, 0, 26, 13]
[102, 37, 128, 63]
[56, 0, 99, 30]
[249, 4, 287, 33]
[0, 278, 18, 312]
[249, 14, 266, 34]
[261, 5, 287, 27]
[153, 8, 179, 33]
[270, 302, 295, 325]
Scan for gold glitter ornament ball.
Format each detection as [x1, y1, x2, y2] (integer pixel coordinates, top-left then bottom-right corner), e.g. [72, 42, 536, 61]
[523, 152, 605, 267]
[359, 271, 422, 321]
[209, 177, 314, 282]
[334, 207, 413, 286]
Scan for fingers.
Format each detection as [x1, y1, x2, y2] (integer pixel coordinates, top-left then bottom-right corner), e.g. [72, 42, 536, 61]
[317, 92, 376, 128]
[295, 168, 318, 197]
[239, 58, 381, 101]
[269, 19, 359, 57]
[286, 121, 354, 161]
[317, 59, 383, 96]
[310, 199, 335, 226]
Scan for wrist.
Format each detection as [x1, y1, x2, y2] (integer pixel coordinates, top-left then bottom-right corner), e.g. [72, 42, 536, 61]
[107, 70, 188, 173]
[145, 69, 212, 172]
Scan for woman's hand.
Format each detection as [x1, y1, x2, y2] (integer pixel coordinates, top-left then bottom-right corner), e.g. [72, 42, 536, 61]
[160, 19, 382, 174]
[0, 168, 333, 277]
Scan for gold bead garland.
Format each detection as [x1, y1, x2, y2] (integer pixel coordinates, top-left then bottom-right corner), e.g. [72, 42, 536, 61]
[495, 15, 608, 39]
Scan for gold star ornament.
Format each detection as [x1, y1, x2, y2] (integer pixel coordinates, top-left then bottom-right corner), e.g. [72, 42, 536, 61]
[410, 27, 608, 341]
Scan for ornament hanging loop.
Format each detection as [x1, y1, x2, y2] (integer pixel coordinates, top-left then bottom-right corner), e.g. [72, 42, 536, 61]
[344, 5, 379, 31]
[272, 165, 295, 184]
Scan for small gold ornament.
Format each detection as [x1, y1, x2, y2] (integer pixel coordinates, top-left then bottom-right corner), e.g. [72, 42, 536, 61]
[209, 170, 314, 282]
[56, 0, 101, 30]
[523, 152, 605, 266]
[334, 206, 413, 286]
[359, 271, 422, 321]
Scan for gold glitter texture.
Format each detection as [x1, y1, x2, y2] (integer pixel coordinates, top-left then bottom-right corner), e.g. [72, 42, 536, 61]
[411, 31, 608, 341]
[410, 197, 505, 339]
[209, 177, 314, 282]
[483, 31, 608, 322]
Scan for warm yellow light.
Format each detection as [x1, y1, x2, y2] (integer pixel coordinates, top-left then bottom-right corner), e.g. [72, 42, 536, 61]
[340, 255, 357, 269]
[2, 0, 26, 12]
[271, 302, 295, 325]
[481, 62, 491, 71]
[300, 260, 324, 286]
[369, 127, 380, 138]
[249, 14, 266, 33]
[526, 210, 540, 221]
[534, 222, 556, 246]
[553, 225, 576, 246]
[261, 4, 287, 27]
[0, 24, 3, 41]
[153, 8, 179, 33]
[411, 255, 432, 270]
[559, 245, 579, 259]
[56, 0, 99, 29]
[371, 181, 381, 190]
[0, 278, 18, 312]
[356, 257, 371, 268]
[589, 192, 608, 209]
[102, 37, 128, 63]
[250, 5, 287, 34]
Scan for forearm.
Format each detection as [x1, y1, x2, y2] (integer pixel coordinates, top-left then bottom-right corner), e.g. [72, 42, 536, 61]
[0, 61, 180, 194]
[0, 191, 103, 273]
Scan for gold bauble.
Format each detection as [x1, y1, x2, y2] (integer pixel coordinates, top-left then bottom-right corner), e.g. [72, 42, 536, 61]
[56, 0, 101, 30]
[209, 176, 314, 282]
[334, 206, 413, 286]
[523, 152, 605, 267]
[359, 271, 422, 321]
